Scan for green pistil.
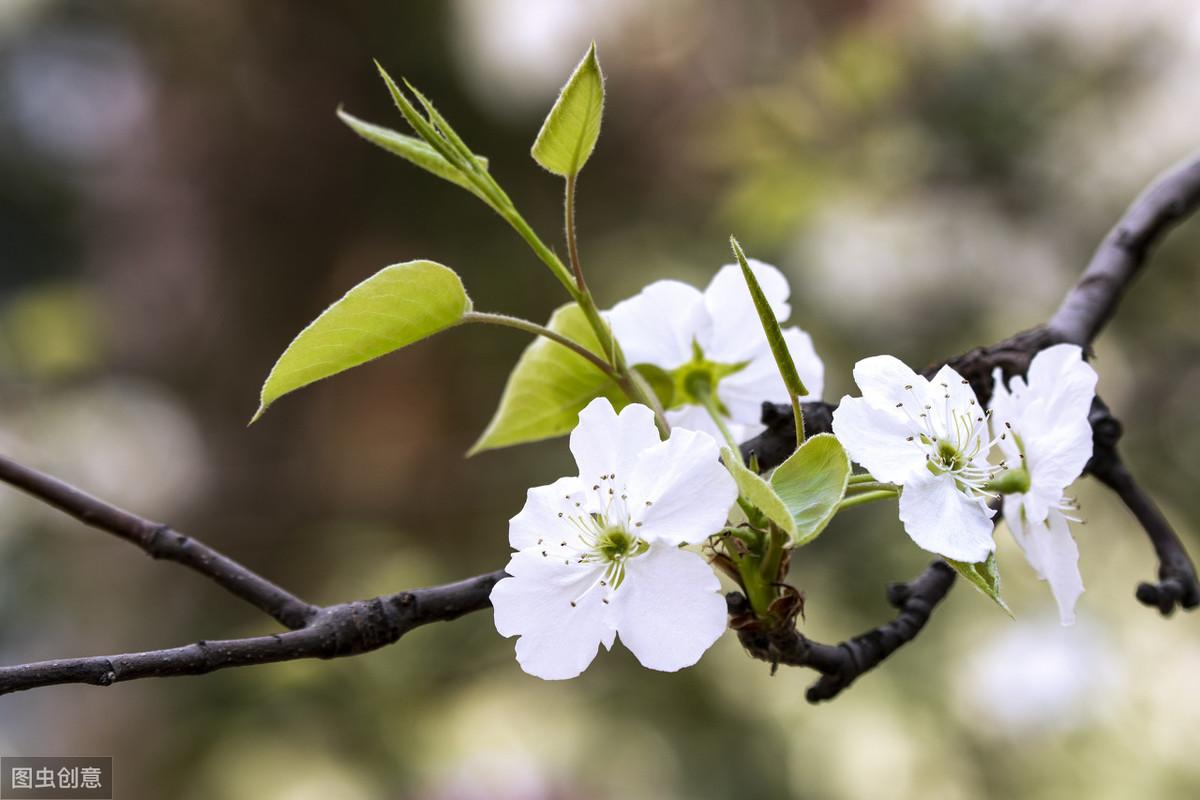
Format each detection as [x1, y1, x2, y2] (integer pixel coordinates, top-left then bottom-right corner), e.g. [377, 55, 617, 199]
[666, 344, 748, 412]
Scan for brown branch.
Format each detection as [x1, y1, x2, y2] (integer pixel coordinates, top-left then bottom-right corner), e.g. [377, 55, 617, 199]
[0, 454, 319, 630]
[2, 152, 1199, 699]
[1084, 399, 1199, 615]
[1049, 151, 1200, 346]
[730, 562, 956, 703]
[0, 571, 504, 695]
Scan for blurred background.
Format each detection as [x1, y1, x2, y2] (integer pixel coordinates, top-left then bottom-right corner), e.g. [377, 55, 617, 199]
[0, 1, 1198, 797]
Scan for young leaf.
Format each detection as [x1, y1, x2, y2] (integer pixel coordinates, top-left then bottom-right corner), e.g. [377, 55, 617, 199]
[719, 448, 798, 540]
[945, 552, 1013, 615]
[729, 236, 807, 444]
[337, 108, 490, 201]
[470, 304, 623, 453]
[770, 433, 850, 546]
[254, 261, 471, 422]
[531, 43, 604, 177]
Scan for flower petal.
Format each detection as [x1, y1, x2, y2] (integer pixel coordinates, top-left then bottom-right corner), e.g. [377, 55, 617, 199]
[627, 427, 737, 545]
[898, 473, 996, 562]
[701, 260, 791, 364]
[612, 544, 727, 672]
[1022, 416, 1092, 523]
[1026, 344, 1097, 426]
[852, 355, 927, 412]
[1005, 499, 1084, 626]
[717, 328, 826, 427]
[570, 398, 661, 492]
[607, 280, 709, 370]
[491, 549, 615, 680]
[509, 476, 586, 550]
[831, 396, 927, 484]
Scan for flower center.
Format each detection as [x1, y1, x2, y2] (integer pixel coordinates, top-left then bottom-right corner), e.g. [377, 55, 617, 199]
[663, 342, 749, 411]
[896, 381, 1003, 500]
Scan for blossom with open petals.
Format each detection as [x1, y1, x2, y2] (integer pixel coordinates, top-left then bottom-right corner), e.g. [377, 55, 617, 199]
[832, 356, 998, 562]
[606, 260, 824, 442]
[491, 397, 737, 679]
[990, 344, 1097, 624]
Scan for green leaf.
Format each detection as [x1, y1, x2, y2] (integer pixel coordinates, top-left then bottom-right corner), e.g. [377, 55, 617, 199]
[945, 552, 1013, 615]
[254, 260, 471, 422]
[337, 108, 490, 200]
[729, 236, 808, 399]
[770, 433, 850, 546]
[719, 448, 797, 539]
[531, 43, 604, 177]
[470, 303, 623, 453]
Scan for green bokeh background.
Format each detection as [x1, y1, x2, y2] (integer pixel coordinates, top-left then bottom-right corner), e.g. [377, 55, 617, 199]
[0, 2, 1198, 798]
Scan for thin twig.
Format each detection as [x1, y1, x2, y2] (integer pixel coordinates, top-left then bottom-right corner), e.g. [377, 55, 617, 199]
[0, 454, 318, 630]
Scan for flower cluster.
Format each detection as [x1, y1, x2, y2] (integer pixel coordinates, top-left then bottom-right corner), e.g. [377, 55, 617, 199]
[832, 344, 1097, 621]
[493, 256, 1100, 682]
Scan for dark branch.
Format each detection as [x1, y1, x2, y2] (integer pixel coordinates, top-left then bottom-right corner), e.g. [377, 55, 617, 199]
[730, 562, 956, 703]
[0, 571, 504, 695]
[3, 152, 1199, 698]
[1049, 151, 1200, 346]
[1084, 399, 1200, 615]
[0, 454, 319, 630]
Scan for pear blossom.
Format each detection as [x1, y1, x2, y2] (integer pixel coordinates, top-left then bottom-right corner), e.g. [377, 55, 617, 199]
[606, 260, 824, 442]
[832, 356, 999, 562]
[491, 397, 737, 680]
[990, 344, 1097, 625]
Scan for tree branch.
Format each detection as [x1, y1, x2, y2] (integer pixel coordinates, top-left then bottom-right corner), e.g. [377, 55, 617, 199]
[2, 152, 1198, 699]
[730, 561, 956, 702]
[1084, 399, 1200, 615]
[1049, 151, 1200, 346]
[0, 454, 319, 631]
[0, 571, 504, 695]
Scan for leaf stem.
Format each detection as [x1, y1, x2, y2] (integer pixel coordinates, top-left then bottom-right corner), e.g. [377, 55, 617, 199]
[565, 174, 587, 294]
[836, 489, 898, 511]
[460, 311, 617, 378]
[844, 480, 896, 494]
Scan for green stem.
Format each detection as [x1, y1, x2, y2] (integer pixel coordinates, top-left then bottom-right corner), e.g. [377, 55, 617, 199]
[836, 489, 899, 511]
[848, 472, 879, 485]
[698, 386, 740, 456]
[564, 174, 587, 294]
[460, 312, 617, 378]
[844, 480, 896, 494]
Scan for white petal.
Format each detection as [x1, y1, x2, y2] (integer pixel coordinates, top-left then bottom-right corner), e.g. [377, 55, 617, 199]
[717, 328, 826, 427]
[831, 396, 927, 484]
[927, 364, 979, 434]
[509, 476, 586, 550]
[612, 545, 727, 672]
[898, 474, 996, 562]
[988, 367, 1022, 464]
[490, 549, 615, 680]
[1026, 344, 1097, 425]
[607, 280, 709, 370]
[1006, 500, 1084, 626]
[570, 399, 661, 492]
[852, 355, 927, 412]
[626, 427, 738, 545]
[664, 402, 725, 440]
[1023, 417, 1092, 523]
[701, 261, 791, 364]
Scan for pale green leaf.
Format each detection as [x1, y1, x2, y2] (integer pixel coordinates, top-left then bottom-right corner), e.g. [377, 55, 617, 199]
[470, 303, 623, 453]
[337, 108, 489, 200]
[531, 43, 604, 176]
[770, 433, 850, 546]
[945, 552, 1013, 615]
[720, 448, 797, 539]
[254, 260, 471, 422]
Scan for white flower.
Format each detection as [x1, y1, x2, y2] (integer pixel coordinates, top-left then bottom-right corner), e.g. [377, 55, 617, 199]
[606, 260, 825, 442]
[490, 397, 737, 680]
[831, 356, 999, 562]
[990, 344, 1097, 625]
